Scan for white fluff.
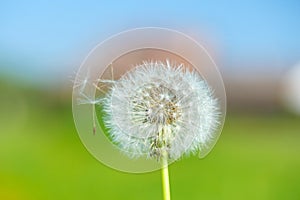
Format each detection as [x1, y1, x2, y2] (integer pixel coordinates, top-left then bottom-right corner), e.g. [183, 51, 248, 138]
[101, 61, 219, 160]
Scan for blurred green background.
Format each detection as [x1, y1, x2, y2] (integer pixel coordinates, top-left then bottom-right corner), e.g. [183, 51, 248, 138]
[1, 81, 300, 200]
[1, 1, 300, 200]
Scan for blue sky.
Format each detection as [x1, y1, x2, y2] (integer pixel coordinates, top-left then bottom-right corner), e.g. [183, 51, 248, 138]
[1, 0, 300, 82]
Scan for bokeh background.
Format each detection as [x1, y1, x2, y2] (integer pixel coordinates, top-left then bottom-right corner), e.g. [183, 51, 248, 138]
[1, 1, 300, 199]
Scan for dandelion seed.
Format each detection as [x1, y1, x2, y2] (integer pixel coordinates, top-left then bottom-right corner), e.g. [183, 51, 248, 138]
[76, 83, 103, 135]
[72, 69, 91, 94]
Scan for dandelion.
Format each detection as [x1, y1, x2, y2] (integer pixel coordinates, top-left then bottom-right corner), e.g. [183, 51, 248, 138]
[101, 60, 219, 160]
[99, 60, 219, 200]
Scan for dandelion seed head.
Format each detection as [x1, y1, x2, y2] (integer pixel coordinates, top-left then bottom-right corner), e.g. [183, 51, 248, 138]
[101, 60, 220, 160]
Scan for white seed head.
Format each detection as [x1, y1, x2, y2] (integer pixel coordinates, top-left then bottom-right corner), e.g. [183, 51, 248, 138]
[102, 61, 219, 160]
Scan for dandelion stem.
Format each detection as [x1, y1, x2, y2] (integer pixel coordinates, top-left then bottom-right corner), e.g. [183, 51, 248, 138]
[92, 104, 96, 135]
[161, 151, 171, 200]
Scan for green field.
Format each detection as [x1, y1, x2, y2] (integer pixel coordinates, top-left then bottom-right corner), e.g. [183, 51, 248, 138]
[1, 84, 300, 200]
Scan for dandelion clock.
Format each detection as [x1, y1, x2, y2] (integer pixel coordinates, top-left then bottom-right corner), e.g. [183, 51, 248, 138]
[72, 27, 226, 200]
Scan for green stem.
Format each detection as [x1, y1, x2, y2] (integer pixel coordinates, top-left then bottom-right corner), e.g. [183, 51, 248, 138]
[161, 151, 171, 200]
